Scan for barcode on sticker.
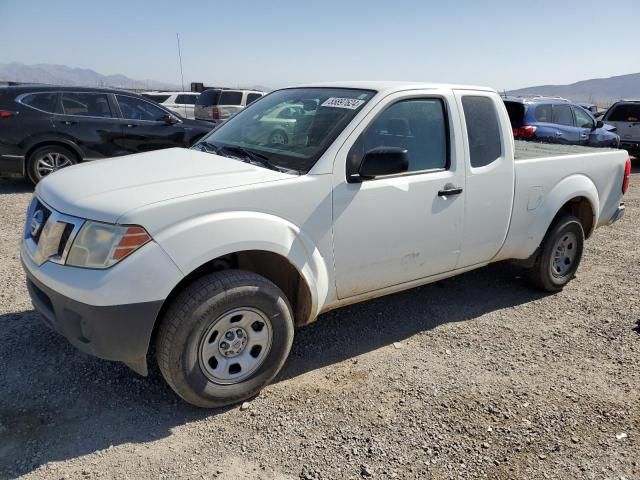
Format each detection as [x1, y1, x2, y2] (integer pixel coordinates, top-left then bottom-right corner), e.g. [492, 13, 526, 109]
[321, 97, 365, 109]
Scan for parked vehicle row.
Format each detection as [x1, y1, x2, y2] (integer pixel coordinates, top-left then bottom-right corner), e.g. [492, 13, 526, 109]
[504, 97, 620, 148]
[21, 81, 630, 407]
[0, 85, 216, 183]
[194, 88, 264, 122]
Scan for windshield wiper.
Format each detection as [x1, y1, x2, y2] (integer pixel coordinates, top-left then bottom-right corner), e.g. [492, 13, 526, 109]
[220, 145, 299, 175]
[193, 141, 299, 175]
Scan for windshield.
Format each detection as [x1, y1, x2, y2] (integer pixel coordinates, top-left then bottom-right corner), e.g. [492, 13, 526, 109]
[194, 87, 375, 173]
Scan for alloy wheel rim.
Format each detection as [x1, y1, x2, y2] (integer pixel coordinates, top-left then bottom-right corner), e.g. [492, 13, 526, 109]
[270, 132, 286, 144]
[36, 152, 73, 178]
[550, 232, 578, 277]
[198, 307, 273, 384]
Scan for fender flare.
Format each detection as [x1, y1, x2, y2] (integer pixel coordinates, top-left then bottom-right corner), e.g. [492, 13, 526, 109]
[525, 174, 598, 253]
[23, 135, 84, 162]
[154, 210, 331, 321]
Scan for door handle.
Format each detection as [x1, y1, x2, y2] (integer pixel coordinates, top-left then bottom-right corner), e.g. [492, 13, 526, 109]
[438, 186, 463, 197]
[125, 123, 136, 128]
[59, 120, 77, 125]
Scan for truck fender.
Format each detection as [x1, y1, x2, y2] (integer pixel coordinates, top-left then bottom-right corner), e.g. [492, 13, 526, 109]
[525, 174, 598, 254]
[154, 211, 331, 321]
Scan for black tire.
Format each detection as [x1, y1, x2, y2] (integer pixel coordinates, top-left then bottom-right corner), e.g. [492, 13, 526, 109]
[526, 214, 584, 292]
[268, 129, 288, 145]
[156, 270, 294, 408]
[27, 145, 78, 184]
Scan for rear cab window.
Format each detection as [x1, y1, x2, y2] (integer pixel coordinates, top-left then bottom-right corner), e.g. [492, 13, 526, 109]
[461, 96, 503, 168]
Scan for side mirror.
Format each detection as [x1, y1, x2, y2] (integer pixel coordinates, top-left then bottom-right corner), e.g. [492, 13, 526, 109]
[354, 147, 409, 181]
[161, 114, 179, 125]
[595, 120, 604, 129]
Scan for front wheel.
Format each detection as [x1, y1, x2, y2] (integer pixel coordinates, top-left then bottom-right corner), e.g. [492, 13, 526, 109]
[156, 270, 294, 408]
[526, 214, 584, 292]
[268, 129, 288, 145]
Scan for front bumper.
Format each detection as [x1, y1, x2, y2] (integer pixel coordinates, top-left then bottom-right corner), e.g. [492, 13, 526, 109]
[20, 213, 184, 375]
[24, 267, 162, 375]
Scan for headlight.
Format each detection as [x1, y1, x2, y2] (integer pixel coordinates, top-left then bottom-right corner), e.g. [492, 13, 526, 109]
[66, 222, 151, 269]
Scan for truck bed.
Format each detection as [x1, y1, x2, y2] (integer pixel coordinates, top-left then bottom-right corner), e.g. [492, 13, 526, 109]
[514, 140, 619, 160]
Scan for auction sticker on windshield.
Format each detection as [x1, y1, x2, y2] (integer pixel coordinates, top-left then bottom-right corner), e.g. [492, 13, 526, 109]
[321, 97, 366, 109]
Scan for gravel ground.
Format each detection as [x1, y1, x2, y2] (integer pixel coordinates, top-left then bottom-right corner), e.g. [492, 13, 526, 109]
[0, 168, 638, 480]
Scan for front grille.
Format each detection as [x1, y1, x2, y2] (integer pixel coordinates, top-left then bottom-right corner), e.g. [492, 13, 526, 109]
[24, 197, 84, 266]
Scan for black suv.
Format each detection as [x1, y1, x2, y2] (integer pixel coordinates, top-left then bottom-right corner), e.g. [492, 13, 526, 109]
[0, 85, 216, 183]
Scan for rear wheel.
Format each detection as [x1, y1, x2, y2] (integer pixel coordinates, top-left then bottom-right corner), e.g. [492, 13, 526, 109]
[156, 270, 294, 408]
[27, 145, 78, 184]
[526, 214, 584, 292]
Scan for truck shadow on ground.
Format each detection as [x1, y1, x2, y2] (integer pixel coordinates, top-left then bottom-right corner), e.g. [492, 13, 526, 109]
[0, 261, 545, 477]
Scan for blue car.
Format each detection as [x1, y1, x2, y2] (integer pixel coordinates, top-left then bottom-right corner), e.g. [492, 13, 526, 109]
[504, 98, 620, 148]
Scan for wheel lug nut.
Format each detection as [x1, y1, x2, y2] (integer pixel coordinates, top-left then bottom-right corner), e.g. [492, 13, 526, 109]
[220, 341, 229, 349]
[225, 331, 234, 340]
[236, 329, 244, 338]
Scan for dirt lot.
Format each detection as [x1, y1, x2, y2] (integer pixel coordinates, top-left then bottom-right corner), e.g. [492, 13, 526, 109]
[0, 168, 638, 480]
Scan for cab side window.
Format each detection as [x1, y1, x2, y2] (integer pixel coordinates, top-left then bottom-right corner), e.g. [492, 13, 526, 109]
[116, 95, 167, 121]
[574, 107, 595, 129]
[349, 98, 448, 175]
[462, 96, 503, 168]
[62, 92, 112, 118]
[552, 104, 574, 126]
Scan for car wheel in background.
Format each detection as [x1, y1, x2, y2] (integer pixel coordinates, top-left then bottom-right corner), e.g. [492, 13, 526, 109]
[526, 214, 584, 292]
[27, 145, 78, 184]
[268, 130, 288, 145]
[156, 270, 295, 408]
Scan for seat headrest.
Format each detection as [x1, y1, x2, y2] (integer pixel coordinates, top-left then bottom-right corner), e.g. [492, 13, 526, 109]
[387, 117, 409, 136]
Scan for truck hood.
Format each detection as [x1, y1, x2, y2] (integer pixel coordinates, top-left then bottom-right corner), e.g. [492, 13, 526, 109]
[36, 148, 292, 223]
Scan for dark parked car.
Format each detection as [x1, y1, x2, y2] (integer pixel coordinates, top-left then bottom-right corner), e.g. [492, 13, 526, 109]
[0, 85, 216, 183]
[504, 97, 619, 148]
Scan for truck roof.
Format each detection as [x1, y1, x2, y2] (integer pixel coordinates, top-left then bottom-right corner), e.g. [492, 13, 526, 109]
[293, 81, 496, 94]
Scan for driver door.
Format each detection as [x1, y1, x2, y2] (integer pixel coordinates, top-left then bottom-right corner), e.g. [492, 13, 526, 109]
[114, 94, 186, 153]
[331, 90, 465, 299]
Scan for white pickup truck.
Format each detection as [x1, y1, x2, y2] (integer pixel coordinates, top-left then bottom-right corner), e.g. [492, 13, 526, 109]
[21, 82, 630, 408]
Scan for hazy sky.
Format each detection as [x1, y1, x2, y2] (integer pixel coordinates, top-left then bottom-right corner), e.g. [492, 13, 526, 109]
[2, 0, 639, 90]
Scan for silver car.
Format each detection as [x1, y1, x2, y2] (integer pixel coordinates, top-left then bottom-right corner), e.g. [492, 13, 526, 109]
[601, 101, 640, 155]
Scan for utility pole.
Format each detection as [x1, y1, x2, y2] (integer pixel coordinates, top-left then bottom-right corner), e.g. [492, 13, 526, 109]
[176, 33, 185, 92]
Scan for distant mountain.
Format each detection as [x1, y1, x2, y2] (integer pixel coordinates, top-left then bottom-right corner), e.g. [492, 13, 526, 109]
[507, 72, 640, 107]
[0, 62, 181, 90]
